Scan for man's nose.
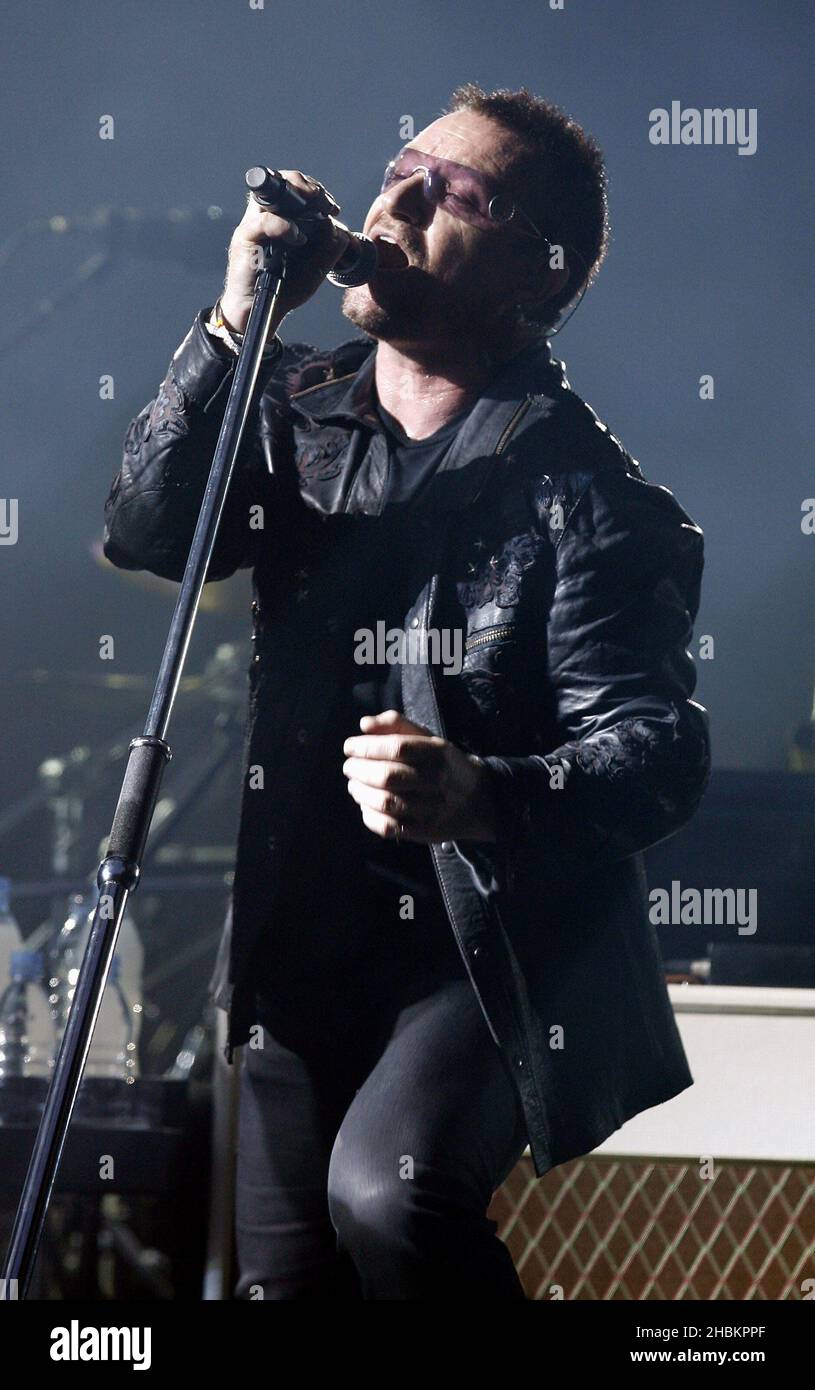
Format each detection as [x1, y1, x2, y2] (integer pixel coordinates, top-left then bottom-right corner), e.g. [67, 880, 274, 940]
[380, 170, 435, 228]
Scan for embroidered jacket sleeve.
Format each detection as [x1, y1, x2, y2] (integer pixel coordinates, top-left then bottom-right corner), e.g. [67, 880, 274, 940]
[102, 308, 340, 582]
[458, 464, 711, 892]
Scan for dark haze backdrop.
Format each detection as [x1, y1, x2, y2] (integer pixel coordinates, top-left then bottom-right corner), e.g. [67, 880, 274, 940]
[1, 0, 813, 895]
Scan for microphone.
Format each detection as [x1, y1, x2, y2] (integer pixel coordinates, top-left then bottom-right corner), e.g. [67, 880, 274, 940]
[244, 166, 378, 288]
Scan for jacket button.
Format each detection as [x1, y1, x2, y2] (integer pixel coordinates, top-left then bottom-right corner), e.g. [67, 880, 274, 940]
[440, 841, 454, 853]
[252, 653, 261, 665]
[515, 1056, 525, 1069]
[410, 616, 420, 629]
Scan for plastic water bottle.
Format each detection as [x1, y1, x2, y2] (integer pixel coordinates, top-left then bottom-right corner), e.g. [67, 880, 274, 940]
[113, 910, 144, 1065]
[48, 891, 88, 1029]
[0, 950, 55, 1079]
[51, 893, 142, 1077]
[0, 877, 23, 1003]
[84, 956, 135, 1081]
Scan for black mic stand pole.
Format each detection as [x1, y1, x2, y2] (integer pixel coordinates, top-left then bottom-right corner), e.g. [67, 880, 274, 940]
[2, 235, 288, 1301]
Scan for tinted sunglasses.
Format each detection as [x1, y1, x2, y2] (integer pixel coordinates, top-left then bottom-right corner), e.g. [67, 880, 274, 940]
[380, 147, 547, 243]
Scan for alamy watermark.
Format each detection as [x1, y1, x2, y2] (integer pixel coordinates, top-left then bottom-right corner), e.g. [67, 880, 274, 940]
[650, 879, 757, 935]
[50, 1321, 151, 1370]
[0, 498, 18, 545]
[649, 102, 758, 156]
[353, 622, 463, 676]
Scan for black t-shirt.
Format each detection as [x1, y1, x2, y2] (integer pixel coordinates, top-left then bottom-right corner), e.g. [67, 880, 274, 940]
[251, 396, 472, 1022]
[375, 398, 470, 509]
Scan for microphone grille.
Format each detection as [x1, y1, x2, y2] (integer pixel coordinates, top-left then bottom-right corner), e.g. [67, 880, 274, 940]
[326, 233, 378, 288]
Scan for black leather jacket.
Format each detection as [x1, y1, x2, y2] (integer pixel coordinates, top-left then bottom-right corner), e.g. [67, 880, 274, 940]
[103, 308, 711, 1177]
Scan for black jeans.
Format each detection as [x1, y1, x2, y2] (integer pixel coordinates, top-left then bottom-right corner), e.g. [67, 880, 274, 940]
[233, 897, 530, 1300]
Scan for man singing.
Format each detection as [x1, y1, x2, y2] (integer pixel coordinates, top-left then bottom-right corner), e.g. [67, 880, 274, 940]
[103, 84, 710, 1299]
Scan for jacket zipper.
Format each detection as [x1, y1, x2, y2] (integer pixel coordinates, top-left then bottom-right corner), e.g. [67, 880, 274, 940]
[458, 400, 531, 653]
[491, 897, 553, 1153]
[420, 576, 504, 1047]
[464, 621, 516, 653]
[424, 569, 551, 1143]
[495, 398, 532, 455]
[425, 498, 551, 1144]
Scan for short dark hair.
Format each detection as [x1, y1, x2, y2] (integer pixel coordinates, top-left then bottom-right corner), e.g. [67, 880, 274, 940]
[445, 83, 610, 328]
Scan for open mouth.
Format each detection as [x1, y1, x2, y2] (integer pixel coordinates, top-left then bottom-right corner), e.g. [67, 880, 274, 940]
[372, 233, 411, 271]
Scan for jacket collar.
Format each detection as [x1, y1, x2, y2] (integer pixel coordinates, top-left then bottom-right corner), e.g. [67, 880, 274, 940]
[288, 335, 567, 510]
[288, 342, 380, 428]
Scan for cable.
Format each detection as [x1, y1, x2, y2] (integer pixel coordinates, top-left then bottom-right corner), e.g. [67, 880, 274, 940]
[547, 244, 592, 336]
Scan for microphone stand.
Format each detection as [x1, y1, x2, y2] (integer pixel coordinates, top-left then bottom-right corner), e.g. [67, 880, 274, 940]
[1, 239, 288, 1300]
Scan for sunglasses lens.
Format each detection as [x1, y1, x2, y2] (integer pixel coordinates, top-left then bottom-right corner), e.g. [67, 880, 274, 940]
[423, 167, 447, 204]
[383, 155, 439, 200]
[380, 152, 538, 234]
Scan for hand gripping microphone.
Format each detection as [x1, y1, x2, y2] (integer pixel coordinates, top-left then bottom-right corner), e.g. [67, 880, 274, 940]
[245, 166, 378, 287]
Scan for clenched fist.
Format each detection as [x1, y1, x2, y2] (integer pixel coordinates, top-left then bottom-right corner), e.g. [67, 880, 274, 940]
[220, 169, 347, 334]
[342, 709, 499, 844]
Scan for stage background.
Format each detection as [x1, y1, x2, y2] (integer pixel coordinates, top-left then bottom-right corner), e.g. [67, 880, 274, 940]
[0, 0, 812, 934]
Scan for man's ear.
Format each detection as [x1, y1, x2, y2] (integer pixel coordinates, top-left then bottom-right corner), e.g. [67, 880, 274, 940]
[511, 244, 567, 322]
[520, 242, 571, 318]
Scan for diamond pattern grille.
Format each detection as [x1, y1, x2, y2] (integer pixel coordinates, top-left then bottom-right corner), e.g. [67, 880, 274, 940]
[488, 1156, 815, 1300]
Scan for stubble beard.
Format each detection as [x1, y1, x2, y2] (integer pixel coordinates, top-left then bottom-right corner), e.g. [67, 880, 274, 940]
[341, 280, 431, 342]
[341, 272, 475, 345]
[341, 272, 518, 364]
